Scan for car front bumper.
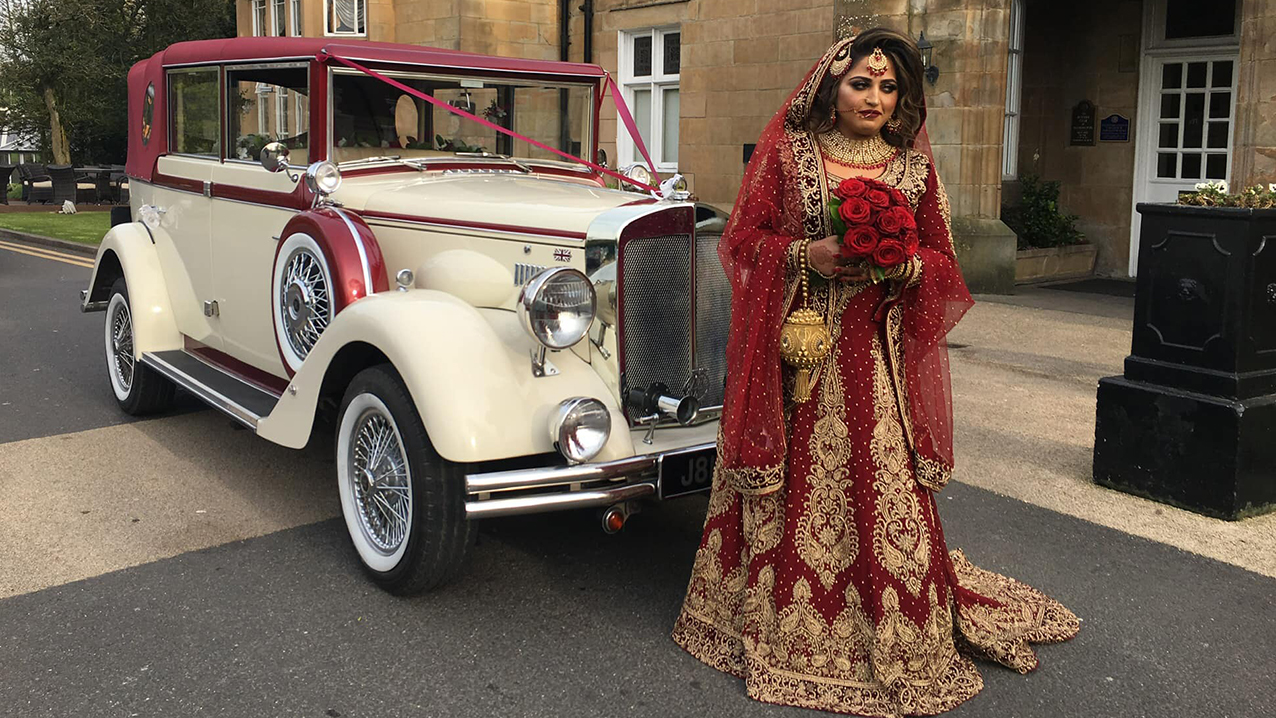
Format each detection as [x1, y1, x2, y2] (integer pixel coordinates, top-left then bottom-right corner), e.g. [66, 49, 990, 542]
[463, 431, 716, 519]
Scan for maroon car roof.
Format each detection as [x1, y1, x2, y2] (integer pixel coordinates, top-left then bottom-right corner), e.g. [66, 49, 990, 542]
[153, 36, 606, 78]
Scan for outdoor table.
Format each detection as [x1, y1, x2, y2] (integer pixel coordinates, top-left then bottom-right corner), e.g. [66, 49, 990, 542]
[74, 166, 119, 204]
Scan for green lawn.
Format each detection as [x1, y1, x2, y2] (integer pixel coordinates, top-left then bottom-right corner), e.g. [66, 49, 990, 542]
[0, 211, 111, 245]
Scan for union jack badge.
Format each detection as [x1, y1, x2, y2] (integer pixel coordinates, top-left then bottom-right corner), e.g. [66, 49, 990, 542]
[553, 248, 572, 262]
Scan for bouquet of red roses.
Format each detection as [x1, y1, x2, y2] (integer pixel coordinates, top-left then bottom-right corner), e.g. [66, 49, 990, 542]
[828, 177, 919, 282]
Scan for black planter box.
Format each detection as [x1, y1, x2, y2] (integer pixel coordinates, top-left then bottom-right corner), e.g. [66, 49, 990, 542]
[1094, 204, 1276, 519]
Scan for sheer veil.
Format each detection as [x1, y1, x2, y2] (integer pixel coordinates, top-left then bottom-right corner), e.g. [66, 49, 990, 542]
[716, 35, 971, 494]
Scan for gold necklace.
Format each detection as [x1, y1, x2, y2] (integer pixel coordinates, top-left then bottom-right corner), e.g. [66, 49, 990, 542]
[818, 131, 896, 170]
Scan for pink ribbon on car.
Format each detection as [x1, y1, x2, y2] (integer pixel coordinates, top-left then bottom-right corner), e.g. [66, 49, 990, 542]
[326, 55, 664, 195]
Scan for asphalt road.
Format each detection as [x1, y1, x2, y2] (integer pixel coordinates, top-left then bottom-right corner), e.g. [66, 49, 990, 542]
[1, 240, 1273, 717]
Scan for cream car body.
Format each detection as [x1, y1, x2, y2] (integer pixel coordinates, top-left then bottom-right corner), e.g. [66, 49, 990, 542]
[83, 37, 729, 592]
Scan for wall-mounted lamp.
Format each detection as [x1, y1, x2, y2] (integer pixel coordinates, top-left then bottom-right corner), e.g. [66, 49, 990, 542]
[917, 32, 939, 85]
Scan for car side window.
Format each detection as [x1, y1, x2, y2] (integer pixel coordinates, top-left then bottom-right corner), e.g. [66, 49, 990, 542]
[227, 64, 310, 165]
[168, 68, 222, 158]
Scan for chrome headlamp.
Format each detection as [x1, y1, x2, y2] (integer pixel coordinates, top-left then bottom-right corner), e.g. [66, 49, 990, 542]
[304, 161, 342, 196]
[518, 267, 597, 349]
[549, 397, 612, 463]
[619, 163, 652, 189]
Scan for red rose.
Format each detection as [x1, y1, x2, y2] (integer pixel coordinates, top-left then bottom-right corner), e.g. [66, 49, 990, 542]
[833, 178, 867, 200]
[872, 239, 908, 267]
[842, 226, 880, 258]
[876, 206, 912, 235]
[900, 227, 920, 256]
[889, 188, 908, 207]
[838, 197, 872, 226]
[865, 188, 891, 209]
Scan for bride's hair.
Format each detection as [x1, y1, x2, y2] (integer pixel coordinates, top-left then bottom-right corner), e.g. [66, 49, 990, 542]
[806, 28, 926, 148]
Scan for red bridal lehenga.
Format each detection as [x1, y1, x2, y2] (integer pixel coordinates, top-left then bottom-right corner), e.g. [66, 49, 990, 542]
[672, 37, 1079, 717]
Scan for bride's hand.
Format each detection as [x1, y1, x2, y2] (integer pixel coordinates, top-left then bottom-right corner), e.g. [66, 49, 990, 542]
[806, 236, 844, 278]
[808, 236, 871, 283]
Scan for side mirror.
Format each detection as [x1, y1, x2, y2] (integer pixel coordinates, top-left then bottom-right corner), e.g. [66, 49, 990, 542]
[260, 142, 291, 173]
[595, 148, 608, 168]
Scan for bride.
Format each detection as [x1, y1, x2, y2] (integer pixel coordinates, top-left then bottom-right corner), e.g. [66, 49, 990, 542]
[672, 28, 1079, 716]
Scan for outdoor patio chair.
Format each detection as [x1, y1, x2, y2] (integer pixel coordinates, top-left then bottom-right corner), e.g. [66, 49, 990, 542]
[0, 164, 15, 205]
[18, 163, 52, 204]
[109, 171, 130, 204]
[47, 165, 96, 205]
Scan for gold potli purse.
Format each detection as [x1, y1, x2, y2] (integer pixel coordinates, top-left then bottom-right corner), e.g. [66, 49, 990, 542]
[779, 237, 830, 403]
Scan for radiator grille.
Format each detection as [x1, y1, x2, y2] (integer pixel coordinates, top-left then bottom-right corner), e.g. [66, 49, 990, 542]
[619, 232, 731, 420]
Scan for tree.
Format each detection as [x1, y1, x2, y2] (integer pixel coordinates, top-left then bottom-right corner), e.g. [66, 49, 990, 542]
[0, 0, 236, 165]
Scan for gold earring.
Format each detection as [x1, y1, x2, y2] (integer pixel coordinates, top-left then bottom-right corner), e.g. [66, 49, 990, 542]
[829, 106, 837, 124]
[886, 116, 902, 132]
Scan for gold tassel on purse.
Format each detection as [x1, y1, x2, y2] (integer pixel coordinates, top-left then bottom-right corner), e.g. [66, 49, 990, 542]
[780, 238, 830, 403]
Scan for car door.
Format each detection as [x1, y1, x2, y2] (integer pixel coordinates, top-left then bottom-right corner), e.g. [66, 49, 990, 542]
[208, 62, 312, 376]
[150, 66, 222, 350]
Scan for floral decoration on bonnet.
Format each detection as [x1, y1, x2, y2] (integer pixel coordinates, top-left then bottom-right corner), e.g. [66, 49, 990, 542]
[829, 177, 920, 282]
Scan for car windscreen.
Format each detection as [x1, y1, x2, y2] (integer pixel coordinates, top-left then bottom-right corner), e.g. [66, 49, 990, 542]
[330, 70, 593, 166]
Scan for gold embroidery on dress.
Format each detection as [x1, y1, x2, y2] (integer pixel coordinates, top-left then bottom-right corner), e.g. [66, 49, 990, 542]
[742, 490, 785, 558]
[682, 529, 748, 634]
[794, 283, 861, 589]
[706, 461, 737, 520]
[871, 583, 960, 687]
[876, 149, 931, 209]
[870, 336, 931, 597]
[914, 455, 953, 492]
[934, 173, 957, 253]
[949, 550, 1082, 674]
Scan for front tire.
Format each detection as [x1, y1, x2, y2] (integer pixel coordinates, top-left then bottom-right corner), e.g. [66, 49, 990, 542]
[336, 365, 474, 594]
[104, 278, 174, 415]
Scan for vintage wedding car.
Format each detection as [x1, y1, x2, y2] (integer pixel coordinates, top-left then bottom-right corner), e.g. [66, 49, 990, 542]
[81, 37, 730, 593]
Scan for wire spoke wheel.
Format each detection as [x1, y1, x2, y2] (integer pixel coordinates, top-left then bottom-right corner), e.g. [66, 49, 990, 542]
[350, 406, 412, 555]
[336, 366, 474, 594]
[279, 247, 331, 360]
[103, 278, 173, 415]
[109, 298, 134, 392]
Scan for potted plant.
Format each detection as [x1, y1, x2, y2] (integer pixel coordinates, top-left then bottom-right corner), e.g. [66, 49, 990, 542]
[1093, 181, 1276, 519]
[1002, 174, 1094, 284]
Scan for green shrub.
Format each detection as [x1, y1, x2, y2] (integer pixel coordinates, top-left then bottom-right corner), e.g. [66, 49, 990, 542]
[6, 183, 19, 200]
[1179, 181, 1276, 209]
[1002, 174, 1085, 250]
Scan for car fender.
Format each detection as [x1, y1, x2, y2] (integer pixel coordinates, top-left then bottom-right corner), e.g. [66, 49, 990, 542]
[255, 289, 631, 463]
[83, 222, 181, 357]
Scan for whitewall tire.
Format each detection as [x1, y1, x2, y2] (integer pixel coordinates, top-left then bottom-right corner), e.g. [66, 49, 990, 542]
[104, 278, 173, 415]
[336, 365, 475, 593]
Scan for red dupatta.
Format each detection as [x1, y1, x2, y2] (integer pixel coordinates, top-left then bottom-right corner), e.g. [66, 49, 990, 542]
[716, 37, 973, 495]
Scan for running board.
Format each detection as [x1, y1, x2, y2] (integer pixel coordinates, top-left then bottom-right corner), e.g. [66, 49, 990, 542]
[141, 350, 281, 430]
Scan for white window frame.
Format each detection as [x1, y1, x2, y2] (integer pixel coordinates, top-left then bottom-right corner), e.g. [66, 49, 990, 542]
[251, 0, 267, 37]
[1147, 0, 1242, 51]
[1002, 0, 1025, 180]
[324, 0, 366, 37]
[617, 27, 680, 174]
[290, 0, 302, 36]
[277, 87, 290, 139]
[270, 0, 286, 36]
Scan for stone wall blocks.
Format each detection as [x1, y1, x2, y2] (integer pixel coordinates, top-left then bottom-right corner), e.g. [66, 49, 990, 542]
[701, 0, 757, 20]
[733, 35, 780, 65]
[778, 31, 831, 62]
[683, 91, 708, 119]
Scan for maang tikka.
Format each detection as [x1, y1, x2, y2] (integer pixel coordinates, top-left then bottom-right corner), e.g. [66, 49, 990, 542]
[867, 47, 889, 77]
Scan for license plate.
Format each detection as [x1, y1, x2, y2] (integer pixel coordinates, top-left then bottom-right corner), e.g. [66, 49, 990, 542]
[658, 446, 716, 499]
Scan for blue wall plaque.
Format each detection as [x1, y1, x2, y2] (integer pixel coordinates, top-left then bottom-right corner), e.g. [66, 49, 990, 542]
[1100, 114, 1130, 142]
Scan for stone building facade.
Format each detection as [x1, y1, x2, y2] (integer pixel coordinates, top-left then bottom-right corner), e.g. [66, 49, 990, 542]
[237, 0, 1275, 291]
